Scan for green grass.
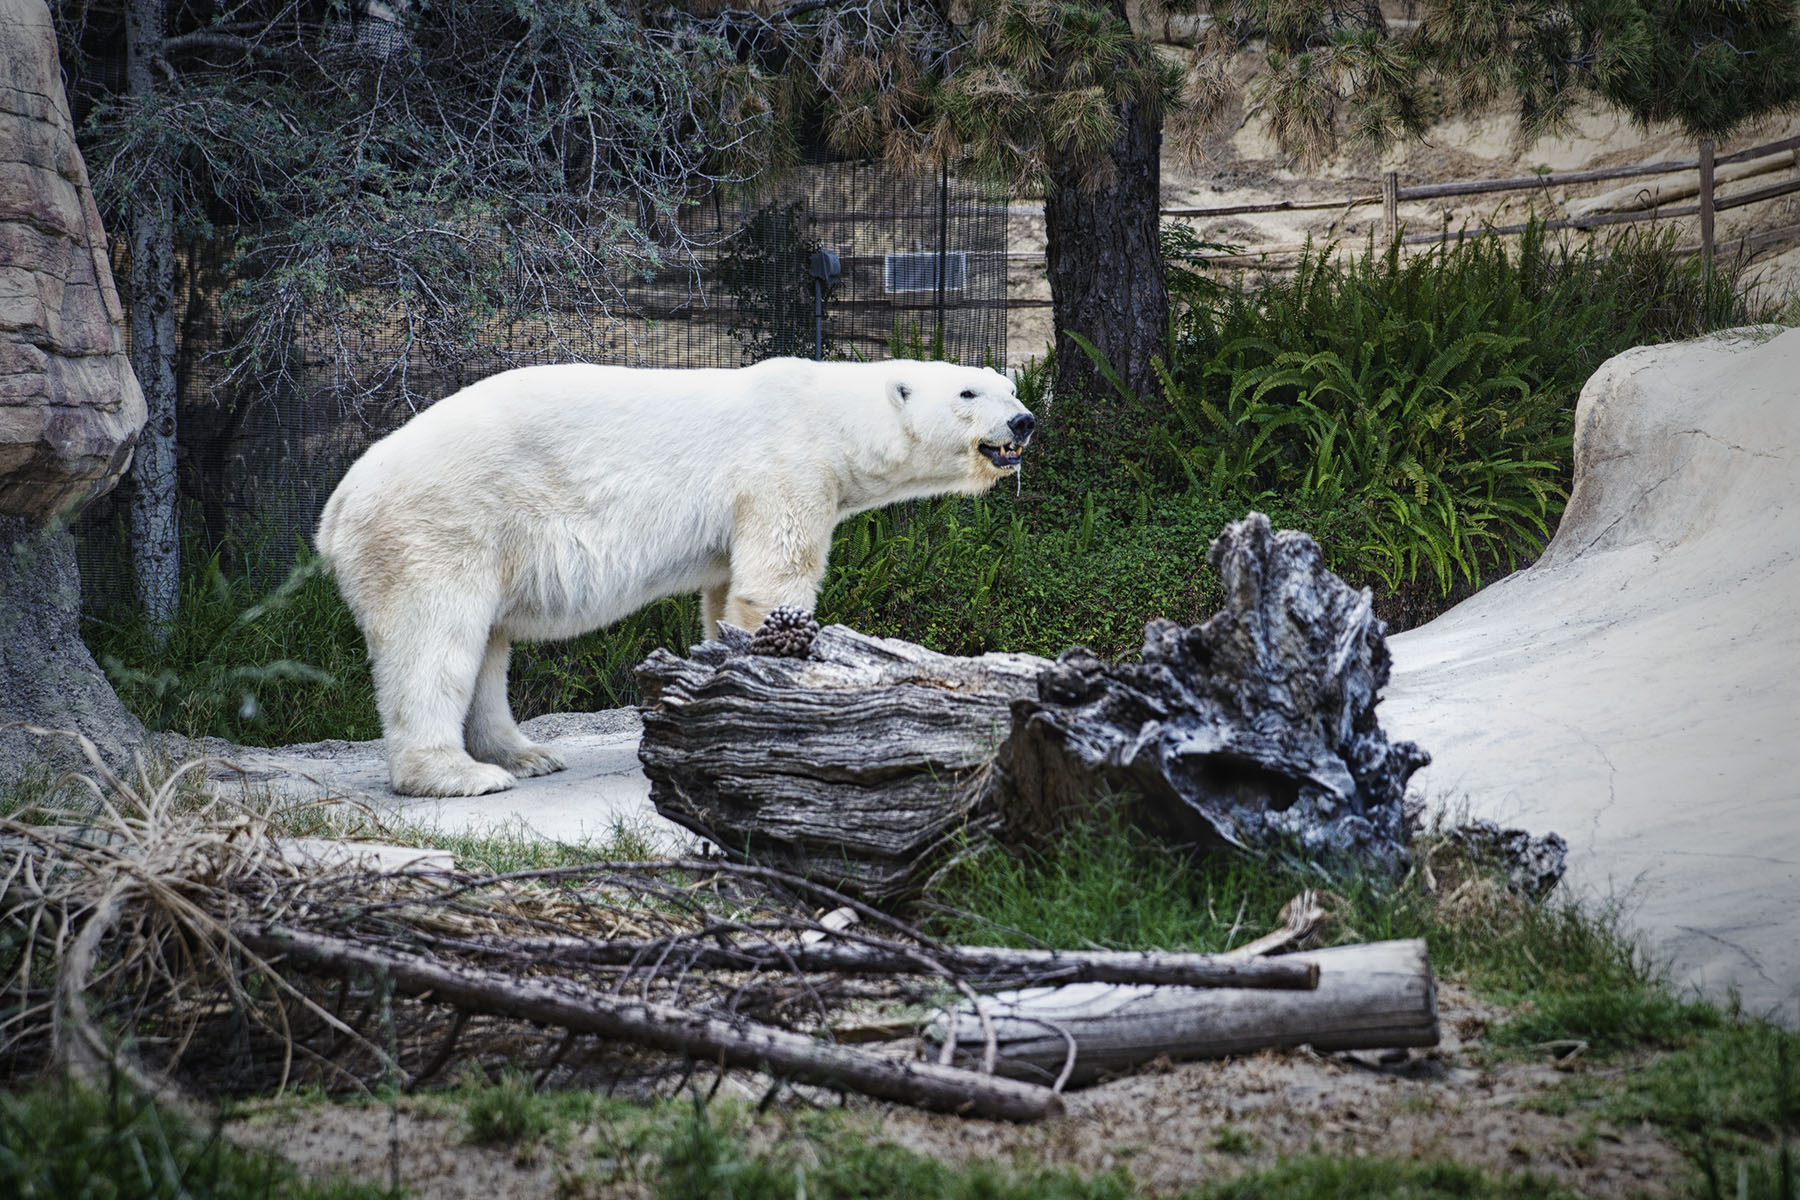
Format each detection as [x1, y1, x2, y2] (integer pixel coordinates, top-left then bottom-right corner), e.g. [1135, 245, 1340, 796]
[1493, 984, 1724, 1055]
[819, 488, 1361, 661]
[1533, 1020, 1800, 1200]
[925, 804, 1698, 1052]
[455, 1066, 595, 1148]
[645, 1097, 1593, 1200]
[0, 1076, 397, 1200]
[262, 800, 670, 874]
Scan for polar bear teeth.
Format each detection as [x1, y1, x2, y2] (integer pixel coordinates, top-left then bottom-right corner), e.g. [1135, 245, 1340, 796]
[980, 441, 1024, 467]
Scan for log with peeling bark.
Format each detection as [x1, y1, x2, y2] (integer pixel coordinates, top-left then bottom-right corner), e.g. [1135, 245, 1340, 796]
[408, 932, 1321, 991]
[238, 922, 1064, 1123]
[636, 625, 1049, 901]
[929, 939, 1438, 1088]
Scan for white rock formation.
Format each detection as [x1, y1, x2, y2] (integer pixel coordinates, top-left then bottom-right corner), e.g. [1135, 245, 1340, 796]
[1384, 326, 1800, 1020]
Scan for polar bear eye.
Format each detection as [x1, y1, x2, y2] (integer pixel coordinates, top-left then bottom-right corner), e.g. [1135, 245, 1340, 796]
[960, 388, 976, 399]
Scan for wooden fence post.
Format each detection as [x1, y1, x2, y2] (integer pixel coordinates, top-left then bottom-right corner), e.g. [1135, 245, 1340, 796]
[1382, 171, 1399, 243]
[1699, 137, 1716, 268]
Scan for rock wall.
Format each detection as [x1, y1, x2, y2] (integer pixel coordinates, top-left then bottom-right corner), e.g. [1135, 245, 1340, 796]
[0, 0, 145, 774]
[0, 0, 143, 521]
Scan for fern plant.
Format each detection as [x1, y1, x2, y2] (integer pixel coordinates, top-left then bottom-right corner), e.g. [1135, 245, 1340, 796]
[1088, 224, 1760, 595]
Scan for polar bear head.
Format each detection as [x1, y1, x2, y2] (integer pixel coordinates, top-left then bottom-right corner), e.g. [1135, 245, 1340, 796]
[878, 360, 1035, 495]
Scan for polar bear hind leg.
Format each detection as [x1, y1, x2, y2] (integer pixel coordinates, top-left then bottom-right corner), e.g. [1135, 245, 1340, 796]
[464, 629, 565, 777]
[367, 598, 519, 798]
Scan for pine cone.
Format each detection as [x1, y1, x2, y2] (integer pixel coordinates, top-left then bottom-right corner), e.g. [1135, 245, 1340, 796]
[750, 605, 820, 658]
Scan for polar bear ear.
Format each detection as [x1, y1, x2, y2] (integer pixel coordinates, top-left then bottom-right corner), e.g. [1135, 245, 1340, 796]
[887, 380, 912, 407]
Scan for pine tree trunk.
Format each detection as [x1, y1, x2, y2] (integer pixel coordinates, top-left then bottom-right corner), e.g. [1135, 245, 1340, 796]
[123, 0, 179, 639]
[1043, 78, 1168, 442]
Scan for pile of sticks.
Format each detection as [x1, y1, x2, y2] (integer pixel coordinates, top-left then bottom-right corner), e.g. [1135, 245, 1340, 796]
[1, 747, 1435, 1122]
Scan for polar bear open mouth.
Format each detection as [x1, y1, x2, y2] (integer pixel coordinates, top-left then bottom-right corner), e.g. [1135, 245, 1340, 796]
[979, 441, 1026, 468]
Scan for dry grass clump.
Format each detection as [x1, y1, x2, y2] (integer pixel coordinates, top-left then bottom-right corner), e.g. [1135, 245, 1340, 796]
[2, 727, 316, 1092]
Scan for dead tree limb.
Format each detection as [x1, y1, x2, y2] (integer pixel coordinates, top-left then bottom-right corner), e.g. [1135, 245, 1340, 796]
[637, 626, 1048, 901]
[409, 932, 1321, 990]
[238, 922, 1065, 1122]
[994, 514, 1431, 874]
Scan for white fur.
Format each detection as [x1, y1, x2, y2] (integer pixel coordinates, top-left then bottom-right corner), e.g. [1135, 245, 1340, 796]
[316, 357, 1031, 797]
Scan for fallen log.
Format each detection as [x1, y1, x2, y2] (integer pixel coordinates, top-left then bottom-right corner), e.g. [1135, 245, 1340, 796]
[637, 626, 1048, 901]
[407, 932, 1321, 991]
[238, 922, 1064, 1122]
[635, 514, 1436, 899]
[930, 939, 1438, 1088]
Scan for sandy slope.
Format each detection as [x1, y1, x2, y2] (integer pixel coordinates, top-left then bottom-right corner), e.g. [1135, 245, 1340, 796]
[1383, 327, 1800, 1020]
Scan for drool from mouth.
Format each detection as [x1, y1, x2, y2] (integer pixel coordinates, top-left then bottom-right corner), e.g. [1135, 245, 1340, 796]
[979, 441, 1025, 468]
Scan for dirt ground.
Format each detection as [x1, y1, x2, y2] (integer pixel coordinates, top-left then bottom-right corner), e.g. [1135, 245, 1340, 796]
[233, 984, 1691, 1198]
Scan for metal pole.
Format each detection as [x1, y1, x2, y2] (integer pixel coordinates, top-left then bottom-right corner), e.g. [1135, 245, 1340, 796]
[1699, 136, 1716, 270]
[935, 160, 949, 357]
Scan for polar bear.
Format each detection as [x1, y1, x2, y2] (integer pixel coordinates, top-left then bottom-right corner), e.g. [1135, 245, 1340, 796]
[315, 357, 1034, 797]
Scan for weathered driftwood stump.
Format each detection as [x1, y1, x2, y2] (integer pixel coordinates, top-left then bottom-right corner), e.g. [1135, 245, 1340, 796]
[636, 627, 1048, 899]
[637, 513, 1437, 899]
[995, 512, 1432, 873]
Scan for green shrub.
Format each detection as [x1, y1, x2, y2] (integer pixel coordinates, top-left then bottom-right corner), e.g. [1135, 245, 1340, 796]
[1076, 224, 1763, 596]
[83, 530, 697, 746]
[458, 1067, 592, 1147]
[84, 541, 380, 745]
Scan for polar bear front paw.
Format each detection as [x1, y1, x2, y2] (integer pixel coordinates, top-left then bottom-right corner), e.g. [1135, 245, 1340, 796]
[391, 748, 518, 797]
[494, 743, 566, 778]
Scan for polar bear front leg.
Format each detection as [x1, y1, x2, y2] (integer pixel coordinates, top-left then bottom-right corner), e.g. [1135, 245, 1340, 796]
[722, 503, 834, 633]
[464, 630, 565, 778]
[370, 606, 518, 798]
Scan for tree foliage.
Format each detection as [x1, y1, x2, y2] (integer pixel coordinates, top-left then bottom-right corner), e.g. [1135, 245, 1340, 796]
[56, 0, 773, 410]
[1585, 0, 1800, 139]
[1212, 0, 1800, 160]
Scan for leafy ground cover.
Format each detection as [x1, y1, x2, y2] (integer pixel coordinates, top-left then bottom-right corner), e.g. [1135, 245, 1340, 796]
[0, 1078, 395, 1200]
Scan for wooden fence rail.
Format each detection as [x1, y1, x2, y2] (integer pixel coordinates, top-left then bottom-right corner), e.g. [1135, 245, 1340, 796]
[1009, 130, 1800, 271]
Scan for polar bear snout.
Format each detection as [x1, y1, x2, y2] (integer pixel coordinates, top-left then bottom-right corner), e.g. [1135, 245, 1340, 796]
[978, 409, 1035, 469]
